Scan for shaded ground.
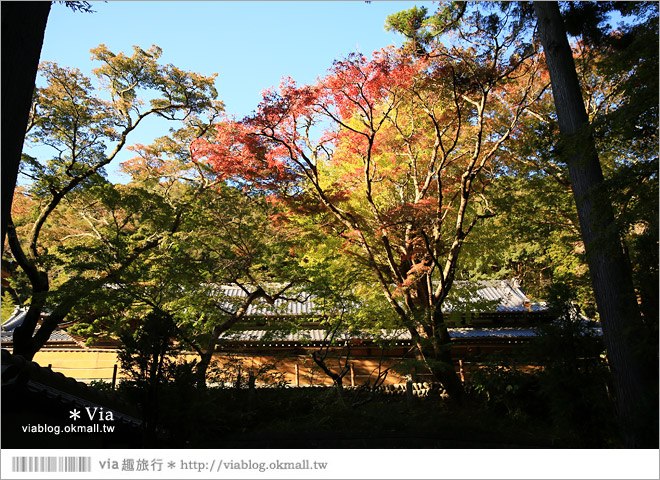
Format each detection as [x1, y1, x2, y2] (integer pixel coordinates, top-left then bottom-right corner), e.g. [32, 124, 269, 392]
[138, 387, 603, 449]
[2, 345, 630, 449]
[0, 383, 624, 449]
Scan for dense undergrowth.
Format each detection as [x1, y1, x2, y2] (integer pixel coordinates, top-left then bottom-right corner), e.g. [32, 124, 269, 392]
[95, 376, 623, 449]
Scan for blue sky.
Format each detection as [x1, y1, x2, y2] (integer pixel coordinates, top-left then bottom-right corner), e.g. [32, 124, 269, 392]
[34, 1, 437, 180]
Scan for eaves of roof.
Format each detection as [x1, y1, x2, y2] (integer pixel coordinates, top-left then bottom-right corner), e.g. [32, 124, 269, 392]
[217, 326, 544, 345]
[210, 279, 545, 317]
[1, 328, 80, 348]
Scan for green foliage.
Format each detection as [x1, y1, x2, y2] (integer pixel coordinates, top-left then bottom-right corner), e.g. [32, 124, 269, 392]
[115, 361, 222, 447]
[88, 379, 114, 392]
[460, 169, 598, 312]
[5, 7, 655, 446]
[6, 43, 221, 358]
[442, 281, 503, 317]
[455, 3, 658, 322]
[67, 166, 316, 385]
[1, 291, 17, 324]
[461, 301, 624, 446]
[101, 382, 594, 447]
[114, 309, 210, 446]
[90, 44, 219, 121]
[573, 2, 659, 324]
[206, 354, 288, 388]
[385, 3, 467, 54]
[384, 6, 434, 55]
[117, 310, 181, 385]
[298, 236, 399, 332]
[467, 362, 540, 422]
[531, 308, 619, 446]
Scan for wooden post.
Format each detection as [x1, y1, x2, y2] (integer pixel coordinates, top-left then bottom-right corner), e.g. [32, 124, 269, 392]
[112, 364, 118, 390]
[459, 359, 465, 383]
[248, 371, 256, 404]
[294, 363, 300, 387]
[350, 363, 355, 387]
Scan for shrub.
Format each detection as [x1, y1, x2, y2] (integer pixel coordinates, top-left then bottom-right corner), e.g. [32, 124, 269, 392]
[466, 361, 541, 421]
[530, 304, 618, 446]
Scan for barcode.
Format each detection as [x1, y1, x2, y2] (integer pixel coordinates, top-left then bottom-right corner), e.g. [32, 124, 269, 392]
[11, 456, 91, 473]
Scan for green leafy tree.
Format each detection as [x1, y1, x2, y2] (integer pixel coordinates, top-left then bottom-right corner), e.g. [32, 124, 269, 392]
[388, 0, 657, 445]
[297, 236, 404, 393]
[532, 2, 657, 446]
[1, 291, 17, 324]
[67, 122, 312, 386]
[458, 104, 595, 313]
[5, 44, 221, 360]
[116, 309, 181, 446]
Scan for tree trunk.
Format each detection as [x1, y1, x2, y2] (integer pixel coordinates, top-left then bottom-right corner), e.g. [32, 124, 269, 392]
[312, 350, 345, 389]
[8, 211, 182, 360]
[416, 339, 464, 400]
[193, 288, 276, 387]
[533, 1, 648, 447]
[195, 324, 223, 388]
[195, 352, 214, 389]
[1, 2, 51, 255]
[414, 307, 464, 401]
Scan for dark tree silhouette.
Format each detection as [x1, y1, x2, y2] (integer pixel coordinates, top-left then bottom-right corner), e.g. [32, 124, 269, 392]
[533, 1, 650, 447]
[1, 1, 51, 255]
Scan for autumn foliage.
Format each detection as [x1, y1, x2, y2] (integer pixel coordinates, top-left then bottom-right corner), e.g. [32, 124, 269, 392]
[194, 34, 547, 396]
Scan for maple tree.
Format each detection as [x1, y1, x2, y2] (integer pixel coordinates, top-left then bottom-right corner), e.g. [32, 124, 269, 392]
[62, 116, 315, 387]
[6, 44, 222, 360]
[72, 185, 311, 387]
[194, 14, 547, 398]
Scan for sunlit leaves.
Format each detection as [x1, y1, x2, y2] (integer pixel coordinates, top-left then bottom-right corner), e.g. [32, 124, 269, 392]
[90, 44, 219, 123]
[7, 43, 222, 357]
[196, 13, 546, 352]
[24, 63, 118, 196]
